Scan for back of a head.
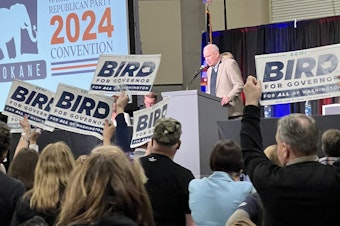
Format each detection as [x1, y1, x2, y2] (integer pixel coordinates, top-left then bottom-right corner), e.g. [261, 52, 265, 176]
[321, 129, 340, 157]
[0, 121, 10, 161]
[276, 114, 319, 155]
[152, 118, 182, 146]
[29, 141, 75, 212]
[36, 142, 75, 183]
[210, 139, 243, 173]
[8, 148, 39, 190]
[56, 146, 154, 226]
[221, 52, 234, 60]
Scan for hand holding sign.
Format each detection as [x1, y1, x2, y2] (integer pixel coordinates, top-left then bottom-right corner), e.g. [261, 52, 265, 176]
[19, 115, 31, 135]
[116, 91, 129, 114]
[131, 98, 169, 148]
[103, 119, 116, 146]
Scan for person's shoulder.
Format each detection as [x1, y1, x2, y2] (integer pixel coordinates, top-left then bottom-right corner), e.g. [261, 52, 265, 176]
[177, 165, 195, 180]
[244, 192, 260, 204]
[92, 213, 138, 226]
[237, 180, 254, 187]
[188, 176, 208, 190]
[189, 177, 200, 186]
[221, 58, 237, 66]
[0, 173, 25, 192]
[219, 59, 240, 73]
[172, 161, 194, 174]
[138, 155, 149, 164]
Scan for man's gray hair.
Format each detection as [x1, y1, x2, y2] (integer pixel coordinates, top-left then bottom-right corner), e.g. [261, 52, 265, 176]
[204, 43, 219, 53]
[276, 113, 319, 155]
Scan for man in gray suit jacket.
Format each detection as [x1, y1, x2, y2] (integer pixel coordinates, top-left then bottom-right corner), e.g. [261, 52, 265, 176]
[203, 44, 244, 117]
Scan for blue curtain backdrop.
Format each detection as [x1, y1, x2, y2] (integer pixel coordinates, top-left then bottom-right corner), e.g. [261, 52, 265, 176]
[202, 16, 340, 117]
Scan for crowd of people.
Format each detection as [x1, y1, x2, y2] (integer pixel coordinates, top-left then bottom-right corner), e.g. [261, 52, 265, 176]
[1, 44, 340, 226]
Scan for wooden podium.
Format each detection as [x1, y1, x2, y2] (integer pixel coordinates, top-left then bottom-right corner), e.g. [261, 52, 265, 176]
[161, 90, 227, 178]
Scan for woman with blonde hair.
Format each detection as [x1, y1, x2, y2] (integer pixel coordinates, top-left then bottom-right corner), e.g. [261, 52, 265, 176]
[11, 142, 75, 226]
[55, 145, 154, 226]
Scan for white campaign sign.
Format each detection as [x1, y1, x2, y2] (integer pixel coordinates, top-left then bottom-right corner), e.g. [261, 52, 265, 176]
[90, 54, 161, 95]
[2, 79, 55, 131]
[7, 115, 24, 134]
[255, 44, 340, 105]
[130, 98, 169, 148]
[45, 83, 114, 140]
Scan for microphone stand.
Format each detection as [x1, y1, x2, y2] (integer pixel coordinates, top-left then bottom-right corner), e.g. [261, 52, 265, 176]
[186, 68, 203, 90]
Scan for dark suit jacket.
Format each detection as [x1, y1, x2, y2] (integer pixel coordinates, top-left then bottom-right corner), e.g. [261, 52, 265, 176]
[241, 105, 340, 226]
[0, 173, 25, 226]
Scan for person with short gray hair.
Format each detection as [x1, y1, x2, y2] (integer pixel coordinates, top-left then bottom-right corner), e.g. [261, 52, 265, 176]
[276, 113, 319, 163]
[203, 44, 244, 118]
[240, 75, 340, 226]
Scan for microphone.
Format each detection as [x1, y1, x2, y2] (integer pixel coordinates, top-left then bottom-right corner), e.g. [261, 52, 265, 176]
[186, 65, 209, 90]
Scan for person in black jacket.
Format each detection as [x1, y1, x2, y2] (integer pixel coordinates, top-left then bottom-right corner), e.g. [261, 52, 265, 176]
[240, 75, 340, 226]
[0, 121, 26, 226]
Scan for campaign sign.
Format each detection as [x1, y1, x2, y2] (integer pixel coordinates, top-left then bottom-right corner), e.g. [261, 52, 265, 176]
[2, 79, 55, 131]
[7, 115, 24, 133]
[255, 44, 340, 105]
[90, 54, 161, 95]
[45, 83, 114, 140]
[130, 98, 169, 148]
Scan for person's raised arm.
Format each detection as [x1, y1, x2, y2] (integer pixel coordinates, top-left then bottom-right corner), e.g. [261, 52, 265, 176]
[243, 76, 261, 107]
[14, 115, 31, 158]
[240, 76, 264, 176]
[115, 91, 132, 153]
[103, 119, 116, 146]
[28, 128, 41, 152]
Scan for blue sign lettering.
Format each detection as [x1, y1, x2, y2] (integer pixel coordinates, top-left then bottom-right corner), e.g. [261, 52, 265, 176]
[263, 54, 338, 82]
[97, 61, 155, 78]
[55, 91, 109, 119]
[11, 86, 53, 111]
[136, 104, 167, 132]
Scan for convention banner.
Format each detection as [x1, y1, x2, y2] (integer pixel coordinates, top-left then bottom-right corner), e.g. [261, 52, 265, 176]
[130, 98, 169, 148]
[45, 83, 114, 140]
[90, 54, 161, 95]
[2, 79, 55, 131]
[255, 44, 340, 105]
[0, 0, 130, 111]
